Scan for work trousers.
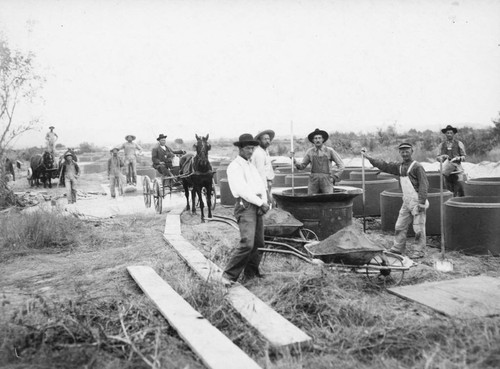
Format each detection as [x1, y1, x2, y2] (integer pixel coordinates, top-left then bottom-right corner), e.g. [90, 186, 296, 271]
[66, 176, 78, 204]
[443, 174, 465, 197]
[392, 198, 427, 254]
[308, 173, 334, 195]
[109, 174, 123, 198]
[125, 156, 137, 184]
[223, 200, 265, 281]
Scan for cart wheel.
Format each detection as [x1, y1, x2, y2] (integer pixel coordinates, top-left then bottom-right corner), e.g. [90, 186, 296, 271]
[365, 253, 405, 287]
[299, 228, 319, 241]
[143, 176, 152, 208]
[153, 178, 163, 214]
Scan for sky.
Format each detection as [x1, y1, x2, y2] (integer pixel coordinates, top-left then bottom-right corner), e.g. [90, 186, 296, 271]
[1, 0, 500, 149]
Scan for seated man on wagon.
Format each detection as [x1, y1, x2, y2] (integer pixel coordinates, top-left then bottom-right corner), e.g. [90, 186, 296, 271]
[151, 134, 186, 177]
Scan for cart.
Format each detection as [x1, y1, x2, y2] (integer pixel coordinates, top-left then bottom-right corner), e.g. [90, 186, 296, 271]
[304, 242, 409, 286]
[143, 166, 216, 214]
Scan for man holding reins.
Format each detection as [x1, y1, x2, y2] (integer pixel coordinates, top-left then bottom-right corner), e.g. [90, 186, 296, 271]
[362, 143, 429, 259]
[293, 128, 344, 195]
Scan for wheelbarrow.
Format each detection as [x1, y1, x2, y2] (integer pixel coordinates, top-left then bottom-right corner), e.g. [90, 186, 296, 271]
[208, 214, 321, 264]
[304, 241, 409, 286]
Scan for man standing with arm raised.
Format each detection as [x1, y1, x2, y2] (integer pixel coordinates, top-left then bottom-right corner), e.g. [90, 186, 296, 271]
[362, 143, 429, 259]
[222, 133, 270, 286]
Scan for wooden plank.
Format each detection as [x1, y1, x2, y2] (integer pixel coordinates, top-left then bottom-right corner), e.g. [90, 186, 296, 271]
[127, 266, 262, 369]
[388, 276, 500, 318]
[164, 214, 182, 236]
[163, 233, 312, 348]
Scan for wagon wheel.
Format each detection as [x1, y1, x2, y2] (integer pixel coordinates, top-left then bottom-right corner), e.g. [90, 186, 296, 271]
[299, 228, 319, 242]
[365, 253, 405, 287]
[142, 176, 152, 208]
[153, 178, 163, 214]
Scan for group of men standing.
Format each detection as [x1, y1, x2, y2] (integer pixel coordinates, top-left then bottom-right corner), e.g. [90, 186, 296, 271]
[223, 124, 467, 285]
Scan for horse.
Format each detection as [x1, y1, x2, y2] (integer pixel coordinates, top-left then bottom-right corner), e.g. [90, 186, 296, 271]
[29, 151, 56, 188]
[179, 134, 214, 222]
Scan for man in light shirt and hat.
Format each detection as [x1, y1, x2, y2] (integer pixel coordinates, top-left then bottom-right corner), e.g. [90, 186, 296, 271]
[293, 128, 344, 195]
[222, 133, 270, 286]
[118, 134, 143, 186]
[45, 126, 58, 154]
[251, 129, 275, 204]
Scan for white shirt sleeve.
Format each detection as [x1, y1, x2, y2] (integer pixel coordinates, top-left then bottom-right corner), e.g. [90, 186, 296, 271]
[227, 158, 265, 207]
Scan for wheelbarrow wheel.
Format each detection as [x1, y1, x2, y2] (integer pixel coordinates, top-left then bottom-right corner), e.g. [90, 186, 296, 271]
[299, 228, 319, 242]
[365, 253, 405, 287]
[143, 176, 152, 208]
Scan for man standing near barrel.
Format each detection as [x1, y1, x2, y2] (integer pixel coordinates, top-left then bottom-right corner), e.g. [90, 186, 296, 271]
[436, 125, 466, 197]
[362, 143, 429, 259]
[293, 128, 344, 195]
[222, 133, 270, 286]
[251, 129, 275, 204]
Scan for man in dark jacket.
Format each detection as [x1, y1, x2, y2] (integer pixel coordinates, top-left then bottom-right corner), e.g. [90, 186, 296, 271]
[362, 143, 429, 259]
[151, 134, 185, 176]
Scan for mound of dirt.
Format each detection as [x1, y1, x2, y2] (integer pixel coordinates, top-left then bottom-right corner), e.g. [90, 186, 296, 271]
[263, 208, 302, 226]
[307, 225, 384, 255]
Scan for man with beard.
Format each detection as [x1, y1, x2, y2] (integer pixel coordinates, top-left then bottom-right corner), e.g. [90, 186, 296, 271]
[436, 125, 466, 197]
[251, 129, 275, 204]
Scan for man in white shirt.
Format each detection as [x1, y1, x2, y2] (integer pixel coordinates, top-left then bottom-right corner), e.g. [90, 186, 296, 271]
[45, 126, 58, 154]
[118, 134, 143, 186]
[251, 129, 275, 204]
[222, 133, 270, 285]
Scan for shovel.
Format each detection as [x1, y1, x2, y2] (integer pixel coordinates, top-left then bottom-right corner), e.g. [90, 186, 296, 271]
[361, 151, 366, 233]
[434, 160, 454, 272]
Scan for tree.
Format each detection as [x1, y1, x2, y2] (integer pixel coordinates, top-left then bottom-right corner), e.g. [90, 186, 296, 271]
[0, 37, 44, 207]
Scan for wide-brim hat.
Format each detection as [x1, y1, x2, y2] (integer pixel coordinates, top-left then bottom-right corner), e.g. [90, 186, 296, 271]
[254, 129, 275, 142]
[233, 133, 259, 148]
[110, 147, 120, 153]
[49, 126, 55, 129]
[156, 134, 167, 141]
[441, 125, 458, 134]
[307, 128, 329, 143]
[125, 135, 136, 141]
[64, 152, 74, 158]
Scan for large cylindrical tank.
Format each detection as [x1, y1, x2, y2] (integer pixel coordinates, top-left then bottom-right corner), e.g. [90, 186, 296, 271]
[340, 167, 361, 180]
[273, 173, 288, 187]
[284, 174, 309, 187]
[341, 178, 399, 217]
[426, 171, 443, 190]
[272, 186, 362, 240]
[219, 178, 236, 206]
[380, 188, 453, 235]
[349, 171, 379, 181]
[464, 177, 500, 197]
[216, 167, 228, 184]
[445, 196, 500, 255]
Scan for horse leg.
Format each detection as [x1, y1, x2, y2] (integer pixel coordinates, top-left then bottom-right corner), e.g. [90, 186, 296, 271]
[191, 187, 197, 214]
[198, 188, 205, 222]
[183, 183, 190, 211]
[206, 183, 213, 219]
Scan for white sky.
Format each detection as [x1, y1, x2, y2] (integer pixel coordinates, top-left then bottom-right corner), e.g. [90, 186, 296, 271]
[1, 0, 500, 148]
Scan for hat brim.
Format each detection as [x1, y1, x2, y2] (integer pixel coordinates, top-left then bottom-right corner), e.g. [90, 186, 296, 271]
[441, 128, 458, 134]
[254, 129, 275, 141]
[157, 135, 167, 141]
[307, 130, 329, 143]
[49, 126, 55, 129]
[125, 135, 136, 140]
[233, 140, 259, 147]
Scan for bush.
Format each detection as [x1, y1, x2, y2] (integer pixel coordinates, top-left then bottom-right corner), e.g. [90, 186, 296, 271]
[0, 210, 84, 257]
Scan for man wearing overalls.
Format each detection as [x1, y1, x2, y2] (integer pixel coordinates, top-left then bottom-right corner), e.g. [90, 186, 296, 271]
[362, 143, 429, 259]
[108, 147, 125, 198]
[294, 128, 344, 195]
[118, 135, 143, 186]
[436, 125, 466, 197]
